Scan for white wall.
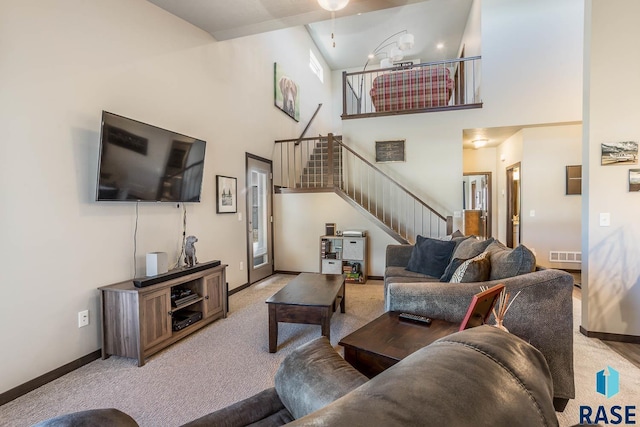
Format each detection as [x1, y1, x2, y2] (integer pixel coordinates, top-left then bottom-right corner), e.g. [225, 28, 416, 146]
[0, 0, 333, 394]
[521, 125, 582, 269]
[273, 193, 397, 276]
[582, 0, 640, 336]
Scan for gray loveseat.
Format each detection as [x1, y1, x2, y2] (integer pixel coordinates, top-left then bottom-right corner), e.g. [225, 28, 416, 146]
[385, 239, 575, 411]
[35, 327, 560, 426]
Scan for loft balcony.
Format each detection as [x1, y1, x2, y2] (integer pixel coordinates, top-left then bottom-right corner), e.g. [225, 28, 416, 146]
[342, 56, 482, 119]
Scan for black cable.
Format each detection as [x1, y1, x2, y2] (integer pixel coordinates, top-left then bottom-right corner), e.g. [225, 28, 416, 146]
[134, 201, 139, 276]
[173, 203, 187, 269]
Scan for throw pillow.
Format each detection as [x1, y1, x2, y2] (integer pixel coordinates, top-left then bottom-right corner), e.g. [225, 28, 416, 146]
[452, 237, 495, 260]
[449, 251, 491, 283]
[485, 242, 537, 280]
[439, 257, 467, 282]
[451, 229, 465, 238]
[406, 235, 456, 278]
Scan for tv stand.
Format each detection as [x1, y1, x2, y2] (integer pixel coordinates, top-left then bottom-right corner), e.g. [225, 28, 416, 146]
[99, 262, 227, 366]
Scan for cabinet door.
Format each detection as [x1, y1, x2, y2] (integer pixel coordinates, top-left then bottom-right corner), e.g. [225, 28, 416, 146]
[343, 238, 365, 260]
[203, 272, 224, 318]
[140, 288, 172, 350]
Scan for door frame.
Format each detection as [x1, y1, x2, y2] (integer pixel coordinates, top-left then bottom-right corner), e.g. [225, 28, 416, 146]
[463, 171, 492, 239]
[245, 153, 274, 284]
[506, 162, 521, 248]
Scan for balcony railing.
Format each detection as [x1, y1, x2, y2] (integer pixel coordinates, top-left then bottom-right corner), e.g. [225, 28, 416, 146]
[342, 56, 482, 119]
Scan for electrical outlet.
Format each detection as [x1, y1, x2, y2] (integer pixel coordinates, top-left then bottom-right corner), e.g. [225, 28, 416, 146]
[78, 310, 89, 328]
[240, 261, 244, 271]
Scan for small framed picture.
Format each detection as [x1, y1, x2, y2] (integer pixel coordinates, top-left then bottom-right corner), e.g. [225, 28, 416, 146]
[629, 169, 640, 192]
[601, 141, 638, 165]
[566, 165, 582, 195]
[375, 140, 405, 163]
[216, 175, 237, 214]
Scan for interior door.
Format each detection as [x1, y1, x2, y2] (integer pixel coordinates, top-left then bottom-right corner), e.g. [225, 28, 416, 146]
[506, 163, 521, 248]
[463, 172, 492, 240]
[246, 154, 273, 284]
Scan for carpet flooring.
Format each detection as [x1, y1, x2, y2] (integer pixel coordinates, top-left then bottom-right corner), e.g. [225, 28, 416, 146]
[1, 274, 639, 426]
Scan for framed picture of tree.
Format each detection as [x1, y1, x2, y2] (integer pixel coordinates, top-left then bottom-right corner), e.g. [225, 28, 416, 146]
[216, 175, 237, 214]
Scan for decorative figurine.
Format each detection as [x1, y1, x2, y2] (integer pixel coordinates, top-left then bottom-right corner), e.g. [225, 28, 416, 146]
[184, 235, 198, 267]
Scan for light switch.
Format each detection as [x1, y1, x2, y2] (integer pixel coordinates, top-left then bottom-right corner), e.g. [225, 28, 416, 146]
[599, 213, 610, 227]
[530, 210, 535, 217]
[238, 212, 242, 221]
[454, 211, 461, 218]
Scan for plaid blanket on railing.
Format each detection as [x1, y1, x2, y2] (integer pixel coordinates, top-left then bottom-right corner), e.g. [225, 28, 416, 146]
[370, 66, 453, 112]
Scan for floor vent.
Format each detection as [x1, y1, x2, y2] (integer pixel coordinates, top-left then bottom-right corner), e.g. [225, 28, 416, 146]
[549, 251, 581, 263]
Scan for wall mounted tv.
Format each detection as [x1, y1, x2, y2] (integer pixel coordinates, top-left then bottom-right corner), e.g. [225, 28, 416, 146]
[96, 111, 206, 202]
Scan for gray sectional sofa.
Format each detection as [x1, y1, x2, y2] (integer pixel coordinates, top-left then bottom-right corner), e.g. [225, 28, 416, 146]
[35, 327, 560, 426]
[385, 236, 575, 411]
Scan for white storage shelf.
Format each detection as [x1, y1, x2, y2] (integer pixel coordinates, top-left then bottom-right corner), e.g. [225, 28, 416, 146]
[320, 235, 367, 283]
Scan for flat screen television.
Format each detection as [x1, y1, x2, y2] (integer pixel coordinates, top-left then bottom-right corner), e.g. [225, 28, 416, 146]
[96, 111, 206, 202]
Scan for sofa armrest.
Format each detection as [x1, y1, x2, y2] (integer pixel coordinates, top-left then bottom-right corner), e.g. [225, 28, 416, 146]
[385, 244, 413, 268]
[274, 336, 368, 419]
[180, 388, 292, 427]
[33, 409, 139, 427]
[386, 268, 575, 402]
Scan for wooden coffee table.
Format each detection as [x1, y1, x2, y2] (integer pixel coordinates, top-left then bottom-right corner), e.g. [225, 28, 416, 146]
[338, 311, 460, 378]
[266, 273, 345, 353]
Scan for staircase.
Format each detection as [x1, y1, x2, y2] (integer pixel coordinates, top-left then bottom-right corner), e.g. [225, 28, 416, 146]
[274, 134, 452, 244]
[296, 139, 342, 189]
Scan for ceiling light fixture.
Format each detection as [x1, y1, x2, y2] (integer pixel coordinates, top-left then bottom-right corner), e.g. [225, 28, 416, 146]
[473, 139, 488, 149]
[317, 0, 349, 12]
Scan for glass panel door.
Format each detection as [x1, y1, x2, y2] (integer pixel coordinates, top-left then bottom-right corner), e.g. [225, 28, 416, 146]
[246, 154, 273, 283]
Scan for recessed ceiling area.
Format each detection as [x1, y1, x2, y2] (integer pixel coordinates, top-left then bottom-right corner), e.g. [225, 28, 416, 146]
[463, 122, 583, 150]
[307, 0, 473, 70]
[146, 0, 473, 71]
[146, 0, 430, 42]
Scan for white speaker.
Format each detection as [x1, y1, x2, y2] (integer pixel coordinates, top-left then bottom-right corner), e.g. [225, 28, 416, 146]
[146, 252, 168, 276]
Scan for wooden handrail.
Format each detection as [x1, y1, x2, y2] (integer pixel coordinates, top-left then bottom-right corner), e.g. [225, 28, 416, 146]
[330, 134, 447, 222]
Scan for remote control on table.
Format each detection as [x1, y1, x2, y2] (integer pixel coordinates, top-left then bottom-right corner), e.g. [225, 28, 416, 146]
[398, 312, 432, 325]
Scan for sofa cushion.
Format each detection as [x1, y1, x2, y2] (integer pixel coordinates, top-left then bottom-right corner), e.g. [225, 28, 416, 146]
[405, 236, 456, 278]
[485, 241, 536, 280]
[386, 266, 436, 280]
[274, 336, 368, 419]
[290, 326, 557, 427]
[451, 236, 494, 260]
[449, 251, 491, 283]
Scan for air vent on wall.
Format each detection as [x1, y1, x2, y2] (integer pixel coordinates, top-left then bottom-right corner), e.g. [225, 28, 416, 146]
[549, 251, 582, 263]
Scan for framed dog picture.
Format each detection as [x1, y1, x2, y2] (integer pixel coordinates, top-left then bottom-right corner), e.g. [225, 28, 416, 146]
[216, 175, 237, 214]
[274, 63, 300, 122]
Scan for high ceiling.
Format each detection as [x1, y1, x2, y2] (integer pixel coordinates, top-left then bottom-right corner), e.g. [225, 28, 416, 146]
[147, 0, 526, 147]
[146, 0, 473, 70]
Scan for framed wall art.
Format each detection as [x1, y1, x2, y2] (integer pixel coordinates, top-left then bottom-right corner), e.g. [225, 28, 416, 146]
[601, 141, 638, 165]
[216, 175, 237, 214]
[274, 63, 300, 122]
[630, 169, 640, 192]
[565, 165, 582, 195]
[375, 140, 405, 163]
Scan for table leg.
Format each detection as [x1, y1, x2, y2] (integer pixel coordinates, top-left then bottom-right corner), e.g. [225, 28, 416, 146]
[321, 307, 331, 341]
[340, 282, 346, 313]
[269, 304, 278, 353]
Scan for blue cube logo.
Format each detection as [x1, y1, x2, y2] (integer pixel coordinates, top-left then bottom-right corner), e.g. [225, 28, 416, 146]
[596, 366, 620, 398]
